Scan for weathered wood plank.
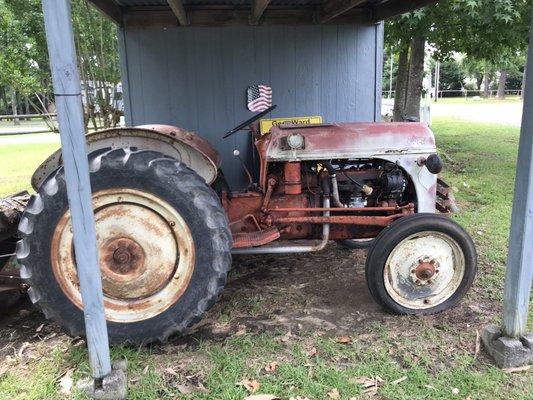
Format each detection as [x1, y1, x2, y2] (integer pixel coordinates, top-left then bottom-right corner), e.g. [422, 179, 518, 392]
[123, 6, 372, 27]
[87, 0, 123, 25]
[41, 0, 111, 379]
[119, 24, 379, 188]
[318, 0, 367, 24]
[250, 0, 271, 25]
[167, 0, 189, 26]
[502, 12, 533, 338]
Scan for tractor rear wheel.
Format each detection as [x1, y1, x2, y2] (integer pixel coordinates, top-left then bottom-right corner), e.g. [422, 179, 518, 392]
[365, 213, 476, 315]
[17, 148, 232, 344]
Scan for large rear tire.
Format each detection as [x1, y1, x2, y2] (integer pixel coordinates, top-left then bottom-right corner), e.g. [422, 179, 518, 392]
[365, 213, 476, 315]
[17, 148, 232, 344]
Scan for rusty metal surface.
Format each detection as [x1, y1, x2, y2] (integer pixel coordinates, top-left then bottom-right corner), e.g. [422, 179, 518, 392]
[31, 124, 220, 190]
[50, 188, 195, 323]
[264, 122, 437, 161]
[284, 162, 302, 194]
[232, 226, 281, 248]
[436, 177, 459, 213]
[0, 191, 29, 242]
[272, 214, 401, 226]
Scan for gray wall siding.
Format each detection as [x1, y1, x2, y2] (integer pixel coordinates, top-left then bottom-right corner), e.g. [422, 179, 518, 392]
[119, 24, 383, 189]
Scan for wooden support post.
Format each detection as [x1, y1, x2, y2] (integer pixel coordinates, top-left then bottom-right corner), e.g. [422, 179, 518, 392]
[502, 13, 533, 338]
[167, 0, 189, 26]
[41, 0, 111, 379]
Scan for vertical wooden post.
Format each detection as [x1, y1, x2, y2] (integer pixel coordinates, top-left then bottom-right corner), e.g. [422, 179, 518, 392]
[41, 0, 111, 378]
[502, 13, 533, 338]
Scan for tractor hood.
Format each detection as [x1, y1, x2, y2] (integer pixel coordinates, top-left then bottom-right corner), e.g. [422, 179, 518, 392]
[264, 122, 436, 161]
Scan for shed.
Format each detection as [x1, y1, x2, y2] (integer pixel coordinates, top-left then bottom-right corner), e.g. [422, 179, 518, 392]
[91, 0, 437, 188]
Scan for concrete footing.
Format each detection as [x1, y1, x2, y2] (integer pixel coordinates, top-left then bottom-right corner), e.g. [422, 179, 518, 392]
[77, 360, 128, 400]
[482, 324, 533, 368]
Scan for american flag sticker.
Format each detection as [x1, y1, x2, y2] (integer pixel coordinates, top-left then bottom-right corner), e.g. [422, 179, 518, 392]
[247, 85, 272, 112]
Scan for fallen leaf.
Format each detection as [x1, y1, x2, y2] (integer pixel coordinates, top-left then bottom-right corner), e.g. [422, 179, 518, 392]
[289, 396, 310, 400]
[336, 336, 352, 345]
[177, 383, 194, 394]
[235, 325, 247, 337]
[452, 388, 460, 395]
[244, 395, 280, 400]
[307, 347, 317, 356]
[503, 365, 531, 373]
[237, 378, 261, 393]
[58, 368, 74, 396]
[264, 361, 278, 373]
[280, 331, 293, 343]
[164, 367, 178, 376]
[355, 376, 375, 388]
[35, 323, 45, 333]
[327, 388, 340, 399]
[392, 376, 407, 385]
[17, 342, 30, 358]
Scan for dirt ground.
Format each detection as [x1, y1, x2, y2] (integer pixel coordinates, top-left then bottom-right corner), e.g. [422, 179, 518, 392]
[0, 242, 496, 370]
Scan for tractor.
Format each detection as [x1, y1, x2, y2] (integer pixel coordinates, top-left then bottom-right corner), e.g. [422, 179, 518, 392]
[0, 95, 476, 344]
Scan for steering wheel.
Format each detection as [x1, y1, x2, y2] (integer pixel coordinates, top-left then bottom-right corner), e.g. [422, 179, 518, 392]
[223, 105, 277, 138]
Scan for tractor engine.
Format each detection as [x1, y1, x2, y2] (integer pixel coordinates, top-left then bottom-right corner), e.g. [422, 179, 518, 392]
[221, 159, 414, 247]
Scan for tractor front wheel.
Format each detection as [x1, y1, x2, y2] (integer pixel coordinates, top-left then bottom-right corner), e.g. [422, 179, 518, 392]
[365, 213, 476, 315]
[17, 148, 232, 344]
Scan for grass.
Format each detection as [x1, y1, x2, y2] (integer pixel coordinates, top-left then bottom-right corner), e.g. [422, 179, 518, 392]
[433, 96, 523, 105]
[0, 138, 59, 196]
[1, 117, 532, 399]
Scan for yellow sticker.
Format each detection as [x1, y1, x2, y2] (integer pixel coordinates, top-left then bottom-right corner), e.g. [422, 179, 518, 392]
[259, 116, 322, 135]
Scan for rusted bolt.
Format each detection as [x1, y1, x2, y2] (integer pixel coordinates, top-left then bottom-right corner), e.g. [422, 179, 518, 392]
[423, 299, 430, 304]
[169, 221, 176, 227]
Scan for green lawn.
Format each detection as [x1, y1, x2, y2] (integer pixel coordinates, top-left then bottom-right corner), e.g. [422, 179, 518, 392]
[0, 118, 532, 399]
[434, 96, 523, 105]
[0, 139, 59, 196]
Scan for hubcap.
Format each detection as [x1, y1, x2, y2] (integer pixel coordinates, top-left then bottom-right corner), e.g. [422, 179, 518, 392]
[51, 188, 195, 323]
[384, 231, 465, 309]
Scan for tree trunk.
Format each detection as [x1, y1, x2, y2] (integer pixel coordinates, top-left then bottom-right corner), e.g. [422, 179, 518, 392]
[404, 36, 426, 121]
[521, 61, 527, 100]
[497, 70, 507, 99]
[24, 96, 30, 115]
[483, 71, 490, 98]
[10, 88, 20, 126]
[393, 44, 409, 122]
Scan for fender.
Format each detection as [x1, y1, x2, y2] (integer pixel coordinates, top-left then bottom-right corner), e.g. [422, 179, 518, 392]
[31, 124, 220, 190]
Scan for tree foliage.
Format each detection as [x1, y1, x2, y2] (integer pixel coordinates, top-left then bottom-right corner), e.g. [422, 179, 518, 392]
[0, 0, 120, 127]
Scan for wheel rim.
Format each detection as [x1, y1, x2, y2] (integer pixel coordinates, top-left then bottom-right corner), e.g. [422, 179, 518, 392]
[51, 188, 195, 323]
[383, 231, 465, 310]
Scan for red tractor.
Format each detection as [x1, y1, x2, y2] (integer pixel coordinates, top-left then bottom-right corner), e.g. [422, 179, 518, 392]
[1, 103, 476, 344]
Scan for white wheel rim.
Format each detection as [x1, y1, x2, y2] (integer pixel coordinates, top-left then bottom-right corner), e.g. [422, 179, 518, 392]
[51, 188, 195, 323]
[383, 231, 465, 310]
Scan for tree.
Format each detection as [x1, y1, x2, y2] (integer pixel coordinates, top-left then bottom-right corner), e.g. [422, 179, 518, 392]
[386, 0, 531, 120]
[0, 0, 121, 129]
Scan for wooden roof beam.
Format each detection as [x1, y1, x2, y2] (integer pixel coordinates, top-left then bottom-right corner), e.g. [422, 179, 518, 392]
[167, 0, 189, 26]
[123, 6, 373, 27]
[250, 0, 271, 25]
[318, 0, 367, 24]
[87, 0, 123, 25]
[372, 0, 439, 22]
